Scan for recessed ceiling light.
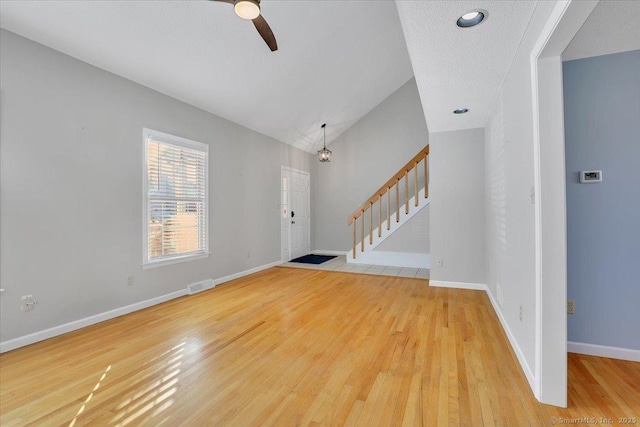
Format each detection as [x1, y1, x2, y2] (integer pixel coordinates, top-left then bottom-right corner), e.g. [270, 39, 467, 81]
[454, 108, 469, 114]
[456, 10, 487, 28]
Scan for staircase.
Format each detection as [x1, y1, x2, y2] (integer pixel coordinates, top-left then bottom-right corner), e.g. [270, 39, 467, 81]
[347, 145, 430, 267]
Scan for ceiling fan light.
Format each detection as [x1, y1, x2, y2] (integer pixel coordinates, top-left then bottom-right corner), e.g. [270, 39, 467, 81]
[234, 0, 260, 20]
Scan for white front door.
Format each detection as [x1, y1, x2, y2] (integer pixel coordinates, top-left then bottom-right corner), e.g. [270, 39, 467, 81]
[281, 167, 310, 261]
[290, 169, 310, 259]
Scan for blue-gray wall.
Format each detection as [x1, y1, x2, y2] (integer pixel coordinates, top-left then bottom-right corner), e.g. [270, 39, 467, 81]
[563, 49, 640, 350]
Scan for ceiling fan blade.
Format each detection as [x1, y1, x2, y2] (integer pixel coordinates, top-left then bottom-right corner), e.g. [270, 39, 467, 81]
[252, 15, 278, 52]
[210, 0, 234, 4]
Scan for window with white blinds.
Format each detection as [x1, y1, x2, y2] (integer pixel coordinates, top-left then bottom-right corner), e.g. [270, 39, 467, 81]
[143, 128, 209, 267]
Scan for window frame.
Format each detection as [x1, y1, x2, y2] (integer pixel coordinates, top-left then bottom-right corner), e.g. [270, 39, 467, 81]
[142, 128, 210, 269]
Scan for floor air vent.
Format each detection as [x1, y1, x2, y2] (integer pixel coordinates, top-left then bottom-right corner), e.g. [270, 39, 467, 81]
[187, 279, 215, 295]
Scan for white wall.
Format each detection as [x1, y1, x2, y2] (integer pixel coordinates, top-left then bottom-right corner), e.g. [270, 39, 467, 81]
[485, 77, 537, 370]
[484, 0, 568, 392]
[0, 30, 313, 344]
[429, 128, 485, 285]
[311, 78, 429, 251]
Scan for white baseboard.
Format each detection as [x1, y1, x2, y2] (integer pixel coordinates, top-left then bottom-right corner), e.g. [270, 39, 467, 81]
[0, 289, 187, 354]
[311, 250, 348, 256]
[568, 341, 640, 362]
[427, 280, 535, 389]
[347, 251, 429, 269]
[0, 260, 282, 354]
[485, 288, 536, 390]
[429, 280, 486, 291]
[423, 282, 639, 392]
[214, 260, 281, 286]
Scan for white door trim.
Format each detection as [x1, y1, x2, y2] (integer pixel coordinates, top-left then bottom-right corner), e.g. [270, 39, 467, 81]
[281, 166, 311, 262]
[529, 0, 598, 407]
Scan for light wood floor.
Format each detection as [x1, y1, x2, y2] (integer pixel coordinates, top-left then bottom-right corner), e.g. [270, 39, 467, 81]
[1, 267, 638, 426]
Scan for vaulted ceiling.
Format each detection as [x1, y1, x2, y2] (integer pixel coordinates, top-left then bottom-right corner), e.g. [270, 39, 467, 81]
[0, 0, 414, 153]
[5, 1, 630, 154]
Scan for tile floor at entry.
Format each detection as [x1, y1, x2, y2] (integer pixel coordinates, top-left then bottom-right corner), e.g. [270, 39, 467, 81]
[280, 255, 430, 279]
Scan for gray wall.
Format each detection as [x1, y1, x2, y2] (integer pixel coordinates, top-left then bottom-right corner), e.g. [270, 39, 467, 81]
[0, 30, 313, 342]
[563, 50, 640, 350]
[311, 78, 429, 251]
[429, 128, 485, 284]
[375, 205, 429, 253]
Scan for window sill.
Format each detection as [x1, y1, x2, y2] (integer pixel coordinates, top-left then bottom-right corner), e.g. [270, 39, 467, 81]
[142, 252, 211, 269]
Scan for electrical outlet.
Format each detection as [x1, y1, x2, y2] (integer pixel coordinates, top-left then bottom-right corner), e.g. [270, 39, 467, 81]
[496, 283, 504, 307]
[21, 295, 36, 312]
[519, 305, 523, 322]
[567, 300, 575, 315]
[127, 275, 134, 287]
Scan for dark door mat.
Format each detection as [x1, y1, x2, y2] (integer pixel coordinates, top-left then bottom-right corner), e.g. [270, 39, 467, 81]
[290, 254, 337, 265]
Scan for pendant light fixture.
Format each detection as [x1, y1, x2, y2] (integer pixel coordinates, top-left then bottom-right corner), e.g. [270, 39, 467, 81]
[317, 123, 332, 163]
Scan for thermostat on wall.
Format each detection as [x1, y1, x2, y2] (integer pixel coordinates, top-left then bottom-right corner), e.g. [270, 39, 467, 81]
[580, 170, 602, 183]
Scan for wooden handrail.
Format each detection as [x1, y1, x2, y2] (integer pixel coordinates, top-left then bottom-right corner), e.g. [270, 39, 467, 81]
[347, 145, 429, 225]
[348, 144, 430, 259]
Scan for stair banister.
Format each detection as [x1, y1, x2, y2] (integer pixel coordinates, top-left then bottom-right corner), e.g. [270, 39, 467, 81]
[347, 145, 429, 259]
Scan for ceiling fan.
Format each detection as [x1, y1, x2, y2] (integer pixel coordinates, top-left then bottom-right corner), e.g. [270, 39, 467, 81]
[212, 0, 278, 52]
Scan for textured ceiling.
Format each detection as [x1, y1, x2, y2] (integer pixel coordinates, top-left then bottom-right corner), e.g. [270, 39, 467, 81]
[0, 0, 414, 153]
[4, 0, 602, 150]
[563, 0, 640, 61]
[395, 1, 538, 134]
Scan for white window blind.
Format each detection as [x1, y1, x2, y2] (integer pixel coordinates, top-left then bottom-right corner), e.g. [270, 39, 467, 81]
[143, 129, 208, 266]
